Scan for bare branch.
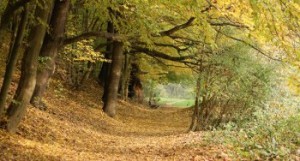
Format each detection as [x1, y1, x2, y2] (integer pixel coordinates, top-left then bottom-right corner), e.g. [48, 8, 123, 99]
[201, 5, 212, 13]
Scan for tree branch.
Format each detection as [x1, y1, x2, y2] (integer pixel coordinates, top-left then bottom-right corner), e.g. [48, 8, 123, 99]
[157, 17, 196, 37]
[136, 41, 191, 53]
[153, 42, 190, 52]
[201, 5, 212, 13]
[132, 45, 195, 62]
[209, 21, 249, 29]
[169, 35, 204, 44]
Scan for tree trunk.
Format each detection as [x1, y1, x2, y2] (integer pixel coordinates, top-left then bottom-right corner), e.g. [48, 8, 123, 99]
[120, 53, 131, 100]
[101, 21, 115, 103]
[128, 63, 144, 102]
[0, 0, 31, 48]
[30, 0, 70, 109]
[103, 41, 124, 117]
[5, 0, 53, 133]
[0, 4, 29, 118]
[98, 21, 114, 87]
[189, 76, 201, 131]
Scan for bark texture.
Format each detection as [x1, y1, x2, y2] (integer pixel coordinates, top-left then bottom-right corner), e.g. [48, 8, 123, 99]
[189, 77, 201, 131]
[6, 0, 53, 133]
[30, 0, 70, 109]
[0, 4, 29, 118]
[100, 21, 114, 103]
[98, 21, 114, 87]
[103, 41, 124, 117]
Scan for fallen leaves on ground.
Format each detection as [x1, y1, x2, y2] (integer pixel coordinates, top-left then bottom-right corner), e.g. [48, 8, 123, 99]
[0, 80, 231, 161]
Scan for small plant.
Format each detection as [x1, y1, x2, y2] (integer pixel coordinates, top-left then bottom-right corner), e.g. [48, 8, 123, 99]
[53, 80, 66, 99]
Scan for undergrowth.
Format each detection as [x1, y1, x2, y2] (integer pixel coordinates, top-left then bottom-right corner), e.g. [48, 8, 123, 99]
[205, 64, 300, 160]
[204, 70, 300, 160]
[205, 104, 299, 160]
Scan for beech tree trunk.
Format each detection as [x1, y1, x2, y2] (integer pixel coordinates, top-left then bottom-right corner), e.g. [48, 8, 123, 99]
[103, 41, 124, 117]
[30, 0, 70, 109]
[101, 21, 115, 103]
[189, 76, 201, 131]
[98, 21, 114, 87]
[6, 0, 53, 133]
[0, 4, 29, 118]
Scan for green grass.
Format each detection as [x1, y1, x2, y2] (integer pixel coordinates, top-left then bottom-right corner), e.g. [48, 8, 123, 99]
[157, 97, 194, 108]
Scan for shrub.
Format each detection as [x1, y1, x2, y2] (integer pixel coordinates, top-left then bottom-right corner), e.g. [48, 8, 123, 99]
[205, 76, 300, 160]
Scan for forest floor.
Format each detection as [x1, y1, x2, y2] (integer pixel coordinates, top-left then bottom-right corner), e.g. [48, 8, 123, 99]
[0, 79, 231, 161]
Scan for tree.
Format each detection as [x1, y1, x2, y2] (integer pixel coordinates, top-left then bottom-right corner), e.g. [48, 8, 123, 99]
[103, 41, 124, 117]
[0, 0, 296, 123]
[100, 21, 115, 103]
[0, 0, 31, 47]
[30, 0, 71, 109]
[5, 0, 54, 133]
[0, 3, 29, 117]
[119, 53, 132, 100]
[98, 21, 114, 87]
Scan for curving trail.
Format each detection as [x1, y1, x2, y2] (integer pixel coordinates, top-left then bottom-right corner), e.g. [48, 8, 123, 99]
[0, 81, 230, 161]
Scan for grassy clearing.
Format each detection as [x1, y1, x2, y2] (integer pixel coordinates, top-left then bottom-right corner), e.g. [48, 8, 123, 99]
[157, 97, 194, 108]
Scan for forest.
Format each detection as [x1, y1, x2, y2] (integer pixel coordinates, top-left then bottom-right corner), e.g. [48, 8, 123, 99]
[0, 0, 299, 160]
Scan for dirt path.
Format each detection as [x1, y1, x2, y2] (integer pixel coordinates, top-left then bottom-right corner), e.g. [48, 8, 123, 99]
[0, 83, 230, 161]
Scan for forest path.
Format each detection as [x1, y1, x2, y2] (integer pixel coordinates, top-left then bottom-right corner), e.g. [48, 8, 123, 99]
[0, 81, 229, 161]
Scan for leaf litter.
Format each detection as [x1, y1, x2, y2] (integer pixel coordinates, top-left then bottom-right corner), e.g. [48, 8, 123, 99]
[0, 80, 231, 161]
